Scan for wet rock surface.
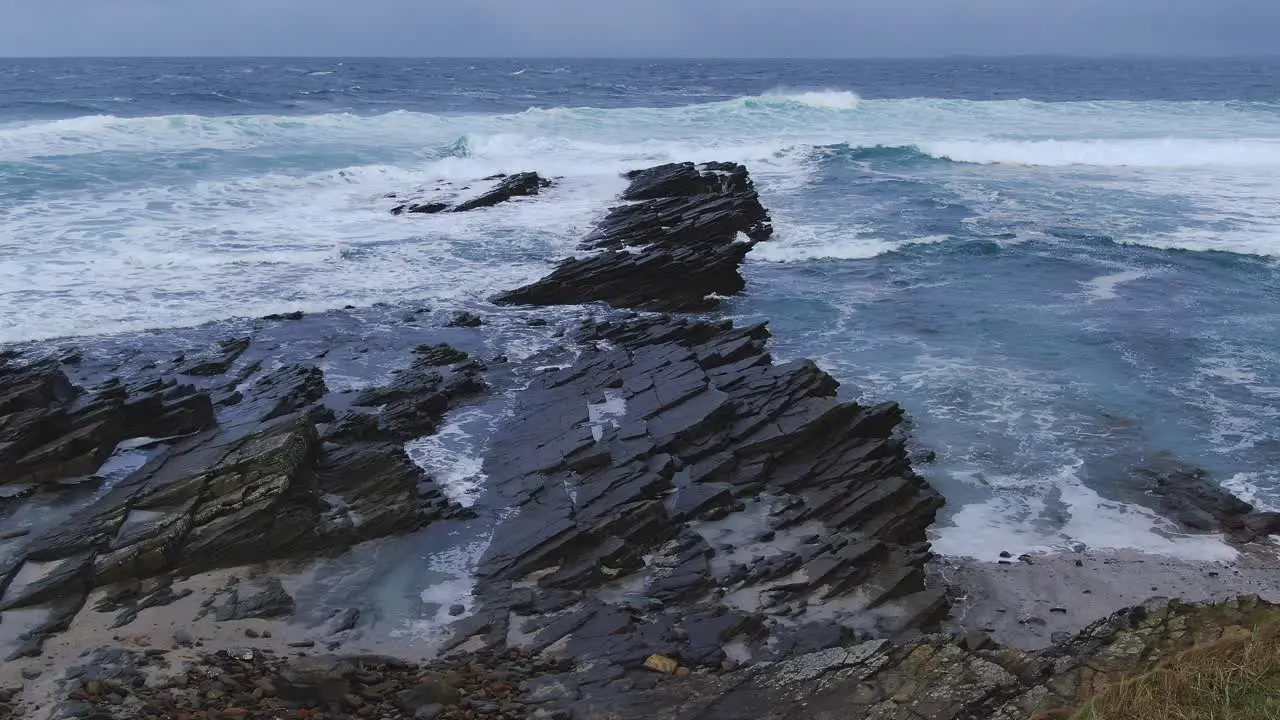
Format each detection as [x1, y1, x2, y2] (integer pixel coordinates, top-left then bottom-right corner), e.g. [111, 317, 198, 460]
[1136, 454, 1280, 542]
[447, 312, 946, 686]
[495, 162, 773, 311]
[391, 172, 552, 216]
[0, 327, 484, 659]
[5, 161, 1273, 720]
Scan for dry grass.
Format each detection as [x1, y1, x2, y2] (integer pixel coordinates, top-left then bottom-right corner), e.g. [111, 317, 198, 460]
[1065, 620, 1280, 720]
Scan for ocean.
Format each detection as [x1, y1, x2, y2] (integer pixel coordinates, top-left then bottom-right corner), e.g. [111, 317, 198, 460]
[2, 57, 1278, 564]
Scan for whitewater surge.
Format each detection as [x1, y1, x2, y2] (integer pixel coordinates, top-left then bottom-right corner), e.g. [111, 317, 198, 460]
[5, 57, 1280, 574]
[3, 90, 1280, 342]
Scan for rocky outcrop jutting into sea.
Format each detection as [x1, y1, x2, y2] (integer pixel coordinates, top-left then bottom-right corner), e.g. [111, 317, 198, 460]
[5, 161, 1278, 720]
[445, 314, 946, 679]
[494, 162, 773, 311]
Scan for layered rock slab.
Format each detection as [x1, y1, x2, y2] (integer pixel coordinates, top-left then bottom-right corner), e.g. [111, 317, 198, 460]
[454, 314, 945, 680]
[0, 338, 486, 659]
[390, 172, 552, 215]
[494, 162, 773, 311]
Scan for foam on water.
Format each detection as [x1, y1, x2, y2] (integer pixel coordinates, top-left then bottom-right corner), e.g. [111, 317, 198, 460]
[5, 94, 1280, 342]
[931, 462, 1238, 562]
[405, 406, 494, 508]
[1081, 269, 1149, 301]
[750, 229, 949, 263]
[920, 138, 1280, 168]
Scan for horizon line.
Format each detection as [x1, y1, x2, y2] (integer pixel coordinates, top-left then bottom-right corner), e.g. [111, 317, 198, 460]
[3, 53, 1280, 61]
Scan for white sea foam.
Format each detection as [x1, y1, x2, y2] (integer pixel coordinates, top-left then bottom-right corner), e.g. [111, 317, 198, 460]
[920, 138, 1280, 168]
[751, 89, 863, 111]
[3, 95, 1280, 342]
[932, 462, 1238, 562]
[750, 230, 948, 263]
[405, 406, 493, 507]
[1081, 269, 1148, 301]
[1222, 473, 1280, 513]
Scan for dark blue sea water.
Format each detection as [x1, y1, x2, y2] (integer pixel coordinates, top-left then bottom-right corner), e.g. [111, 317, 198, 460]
[2, 57, 1278, 561]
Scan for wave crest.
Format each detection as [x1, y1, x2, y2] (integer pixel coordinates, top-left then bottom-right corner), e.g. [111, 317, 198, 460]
[747, 89, 863, 111]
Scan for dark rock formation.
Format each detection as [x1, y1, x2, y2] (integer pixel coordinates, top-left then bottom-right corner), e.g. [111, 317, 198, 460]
[177, 336, 250, 376]
[452, 172, 551, 213]
[494, 162, 773, 311]
[0, 358, 214, 487]
[448, 314, 944, 683]
[0, 335, 485, 659]
[1136, 454, 1280, 542]
[391, 172, 551, 215]
[346, 344, 488, 440]
[214, 577, 295, 621]
[445, 311, 484, 329]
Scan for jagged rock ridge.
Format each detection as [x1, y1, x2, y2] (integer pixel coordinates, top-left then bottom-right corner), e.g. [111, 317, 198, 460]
[495, 161, 773, 311]
[443, 314, 945, 681]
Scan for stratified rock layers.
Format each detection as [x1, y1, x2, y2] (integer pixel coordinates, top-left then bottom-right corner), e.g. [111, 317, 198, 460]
[495, 162, 772, 311]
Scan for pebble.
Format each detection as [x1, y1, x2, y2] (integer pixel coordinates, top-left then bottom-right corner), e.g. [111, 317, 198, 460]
[287, 640, 315, 648]
[173, 629, 195, 646]
[449, 604, 466, 617]
[20, 668, 40, 680]
[244, 628, 260, 638]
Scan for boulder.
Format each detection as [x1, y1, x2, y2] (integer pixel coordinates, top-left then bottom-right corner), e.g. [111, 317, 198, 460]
[214, 577, 295, 621]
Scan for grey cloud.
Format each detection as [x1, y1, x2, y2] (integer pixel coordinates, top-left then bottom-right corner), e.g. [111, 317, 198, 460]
[1, 0, 1277, 56]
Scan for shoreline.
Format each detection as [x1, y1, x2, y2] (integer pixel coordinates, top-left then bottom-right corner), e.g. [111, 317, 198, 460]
[932, 542, 1280, 650]
[2, 161, 1278, 720]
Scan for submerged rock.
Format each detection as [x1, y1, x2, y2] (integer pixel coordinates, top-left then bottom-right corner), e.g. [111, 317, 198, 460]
[346, 343, 488, 440]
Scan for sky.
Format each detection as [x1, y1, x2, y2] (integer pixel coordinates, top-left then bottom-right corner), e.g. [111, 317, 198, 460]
[2, 0, 1278, 57]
